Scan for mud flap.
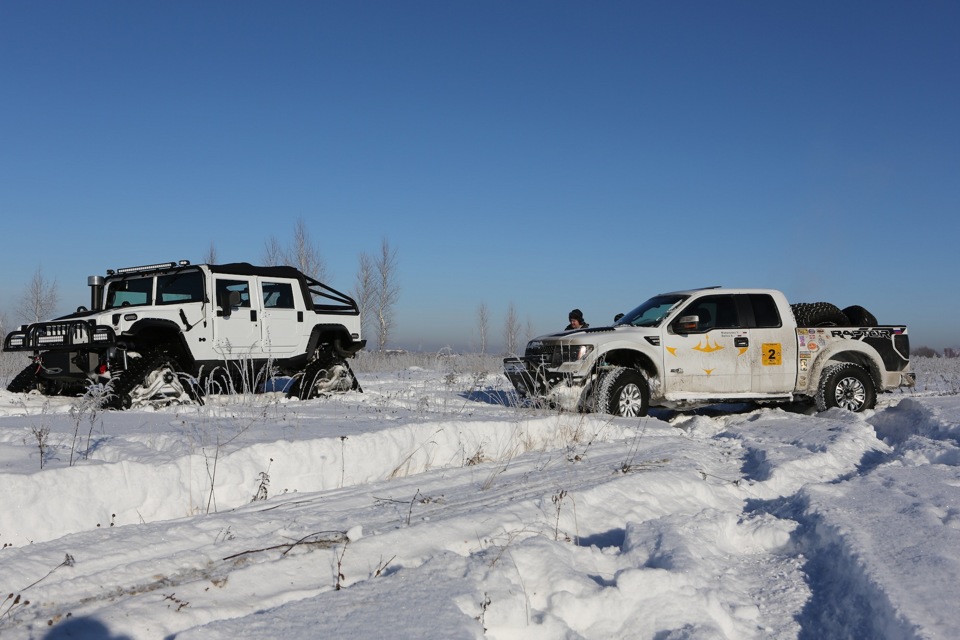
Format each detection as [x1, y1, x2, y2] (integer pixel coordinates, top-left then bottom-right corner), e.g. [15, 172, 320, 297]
[345, 359, 363, 393]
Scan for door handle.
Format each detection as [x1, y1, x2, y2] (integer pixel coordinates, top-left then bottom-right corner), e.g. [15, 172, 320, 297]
[734, 337, 749, 348]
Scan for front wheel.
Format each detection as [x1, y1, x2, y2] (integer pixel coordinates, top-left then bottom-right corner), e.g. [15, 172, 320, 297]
[7, 363, 41, 393]
[111, 351, 203, 409]
[815, 363, 876, 412]
[595, 367, 650, 417]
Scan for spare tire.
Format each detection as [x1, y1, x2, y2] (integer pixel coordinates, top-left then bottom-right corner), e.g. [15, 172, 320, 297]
[842, 305, 878, 327]
[790, 302, 850, 327]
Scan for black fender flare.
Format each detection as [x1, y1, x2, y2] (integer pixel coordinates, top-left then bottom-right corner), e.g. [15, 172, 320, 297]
[122, 319, 194, 368]
[307, 324, 366, 358]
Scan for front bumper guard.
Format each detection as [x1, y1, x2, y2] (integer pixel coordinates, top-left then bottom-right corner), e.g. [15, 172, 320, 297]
[4, 320, 117, 352]
[503, 357, 546, 398]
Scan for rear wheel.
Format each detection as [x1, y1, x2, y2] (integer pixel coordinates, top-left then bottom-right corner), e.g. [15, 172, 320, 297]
[596, 367, 649, 417]
[287, 347, 359, 400]
[815, 363, 876, 412]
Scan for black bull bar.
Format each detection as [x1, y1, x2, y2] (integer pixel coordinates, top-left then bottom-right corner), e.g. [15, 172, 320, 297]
[503, 357, 550, 398]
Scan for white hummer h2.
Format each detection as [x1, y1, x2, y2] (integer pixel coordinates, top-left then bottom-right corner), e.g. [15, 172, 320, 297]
[504, 287, 914, 416]
[4, 260, 365, 408]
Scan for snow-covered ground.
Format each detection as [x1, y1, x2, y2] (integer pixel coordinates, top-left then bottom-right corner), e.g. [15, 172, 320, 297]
[0, 355, 958, 639]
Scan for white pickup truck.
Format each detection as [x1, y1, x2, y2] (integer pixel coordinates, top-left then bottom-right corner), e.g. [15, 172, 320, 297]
[504, 287, 914, 416]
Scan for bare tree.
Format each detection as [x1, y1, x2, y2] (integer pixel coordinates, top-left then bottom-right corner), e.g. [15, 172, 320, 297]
[289, 218, 327, 281]
[524, 316, 537, 345]
[477, 302, 490, 355]
[354, 252, 376, 342]
[503, 302, 520, 356]
[261, 219, 327, 281]
[203, 242, 218, 264]
[17, 267, 59, 324]
[262, 236, 284, 266]
[374, 238, 400, 352]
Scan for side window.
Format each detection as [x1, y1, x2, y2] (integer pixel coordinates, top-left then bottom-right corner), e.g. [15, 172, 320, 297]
[106, 277, 153, 309]
[686, 295, 740, 331]
[748, 294, 782, 328]
[215, 279, 251, 308]
[157, 271, 205, 305]
[262, 281, 295, 309]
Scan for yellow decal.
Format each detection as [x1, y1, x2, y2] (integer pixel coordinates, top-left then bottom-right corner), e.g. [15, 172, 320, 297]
[693, 336, 724, 353]
[762, 343, 782, 366]
[738, 347, 749, 356]
[666, 347, 677, 357]
[703, 368, 714, 375]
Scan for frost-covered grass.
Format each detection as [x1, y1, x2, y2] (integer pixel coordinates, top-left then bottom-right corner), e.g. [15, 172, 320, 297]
[0, 350, 26, 388]
[910, 355, 960, 396]
[0, 352, 959, 638]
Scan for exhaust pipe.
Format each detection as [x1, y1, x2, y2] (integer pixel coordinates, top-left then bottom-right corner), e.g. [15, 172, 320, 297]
[88, 275, 105, 311]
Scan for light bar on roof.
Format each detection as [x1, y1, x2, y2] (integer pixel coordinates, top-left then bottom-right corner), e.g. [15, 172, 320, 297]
[116, 261, 176, 275]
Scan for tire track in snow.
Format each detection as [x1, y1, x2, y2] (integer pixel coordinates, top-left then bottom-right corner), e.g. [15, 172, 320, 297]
[726, 401, 960, 639]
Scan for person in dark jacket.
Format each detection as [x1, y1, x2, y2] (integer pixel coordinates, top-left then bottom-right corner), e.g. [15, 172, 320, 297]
[565, 308, 589, 330]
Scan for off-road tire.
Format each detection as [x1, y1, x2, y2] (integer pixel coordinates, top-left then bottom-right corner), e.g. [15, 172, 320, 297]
[815, 363, 877, 413]
[791, 302, 850, 327]
[7, 363, 41, 393]
[596, 367, 650, 418]
[842, 305, 878, 327]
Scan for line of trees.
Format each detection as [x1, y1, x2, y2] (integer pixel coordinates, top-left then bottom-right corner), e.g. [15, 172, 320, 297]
[258, 221, 529, 355]
[912, 346, 958, 358]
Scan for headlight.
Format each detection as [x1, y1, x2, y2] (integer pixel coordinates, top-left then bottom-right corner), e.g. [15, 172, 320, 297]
[555, 344, 593, 365]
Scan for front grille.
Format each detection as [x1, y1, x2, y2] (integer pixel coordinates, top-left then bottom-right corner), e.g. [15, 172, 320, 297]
[524, 343, 555, 365]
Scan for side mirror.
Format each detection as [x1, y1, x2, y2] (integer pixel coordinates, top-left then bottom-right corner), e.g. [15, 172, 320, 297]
[675, 314, 700, 333]
[221, 290, 242, 317]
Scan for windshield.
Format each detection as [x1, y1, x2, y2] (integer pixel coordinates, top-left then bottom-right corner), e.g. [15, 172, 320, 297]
[615, 294, 688, 328]
[105, 277, 153, 309]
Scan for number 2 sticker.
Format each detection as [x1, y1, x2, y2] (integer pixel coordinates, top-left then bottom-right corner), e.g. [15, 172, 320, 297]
[762, 343, 782, 366]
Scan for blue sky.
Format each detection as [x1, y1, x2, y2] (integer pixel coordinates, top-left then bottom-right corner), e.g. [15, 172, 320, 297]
[1, 1, 957, 352]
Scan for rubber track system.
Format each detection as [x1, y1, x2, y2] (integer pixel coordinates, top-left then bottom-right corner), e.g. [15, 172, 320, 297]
[106, 349, 202, 410]
[7, 363, 41, 393]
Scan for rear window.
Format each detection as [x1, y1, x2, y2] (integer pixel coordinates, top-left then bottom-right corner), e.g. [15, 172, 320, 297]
[748, 294, 782, 328]
[263, 281, 295, 309]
